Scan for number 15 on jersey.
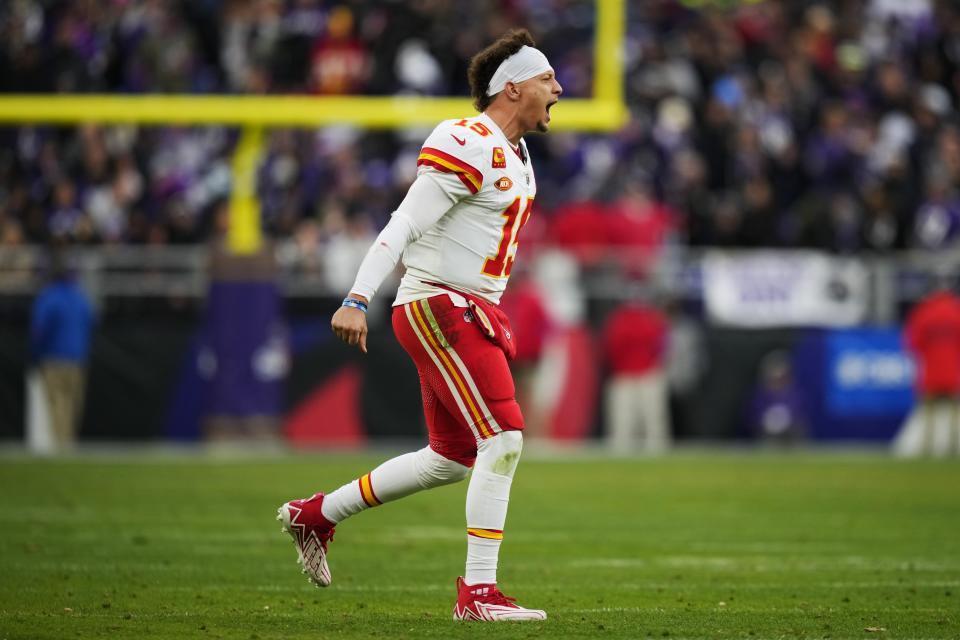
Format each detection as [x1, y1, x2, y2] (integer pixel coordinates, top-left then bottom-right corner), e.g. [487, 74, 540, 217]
[482, 197, 534, 278]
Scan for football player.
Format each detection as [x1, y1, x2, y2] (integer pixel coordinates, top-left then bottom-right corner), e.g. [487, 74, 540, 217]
[279, 28, 562, 621]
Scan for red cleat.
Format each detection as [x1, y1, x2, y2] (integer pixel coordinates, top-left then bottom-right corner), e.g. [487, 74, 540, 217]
[452, 576, 546, 621]
[277, 493, 336, 587]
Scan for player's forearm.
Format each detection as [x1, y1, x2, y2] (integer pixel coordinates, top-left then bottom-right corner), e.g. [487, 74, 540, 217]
[348, 173, 455, 301]
[348, 218, 412, 301]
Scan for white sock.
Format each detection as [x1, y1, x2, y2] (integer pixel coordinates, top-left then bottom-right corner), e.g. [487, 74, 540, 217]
[321, 446, 469, 524]
[465, 536, 502, 585]
[464, 431, 523, 585]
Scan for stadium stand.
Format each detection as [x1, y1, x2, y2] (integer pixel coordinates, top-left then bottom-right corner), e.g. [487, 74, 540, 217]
[3, 1, 960, 253]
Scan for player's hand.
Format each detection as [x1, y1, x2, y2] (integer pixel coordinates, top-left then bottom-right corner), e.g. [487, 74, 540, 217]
[331, 298, 369, 354]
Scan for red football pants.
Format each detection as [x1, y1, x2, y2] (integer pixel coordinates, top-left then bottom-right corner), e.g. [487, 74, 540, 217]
[392, 295, 524, 467]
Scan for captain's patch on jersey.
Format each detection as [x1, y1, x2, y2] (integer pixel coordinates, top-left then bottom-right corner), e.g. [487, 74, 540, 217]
[494, 176, 513, 191]
[492, 147, 506, 169]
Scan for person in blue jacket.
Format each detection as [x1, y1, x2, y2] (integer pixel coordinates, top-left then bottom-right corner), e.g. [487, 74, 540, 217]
[30, 250, 95, 450]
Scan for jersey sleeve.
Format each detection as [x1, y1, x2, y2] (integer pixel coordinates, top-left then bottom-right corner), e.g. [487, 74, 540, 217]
[348, 173, 459, 301]
[416, 120, 487, 200]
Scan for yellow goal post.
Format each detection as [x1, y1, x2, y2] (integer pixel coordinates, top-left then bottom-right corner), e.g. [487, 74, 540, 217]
[0, 0, 626, 254]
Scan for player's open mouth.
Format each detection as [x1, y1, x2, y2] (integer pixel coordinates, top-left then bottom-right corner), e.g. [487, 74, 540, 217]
[546, 100, 557, 121]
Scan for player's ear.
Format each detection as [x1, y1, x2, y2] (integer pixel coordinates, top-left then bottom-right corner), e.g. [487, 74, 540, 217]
[506, 81, 521, 101]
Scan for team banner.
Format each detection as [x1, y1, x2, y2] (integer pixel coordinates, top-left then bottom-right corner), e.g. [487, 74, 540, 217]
[703, 251, 869, 327]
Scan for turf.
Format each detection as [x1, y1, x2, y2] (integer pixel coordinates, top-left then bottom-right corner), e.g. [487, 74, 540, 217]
[0, 451, 958, 640]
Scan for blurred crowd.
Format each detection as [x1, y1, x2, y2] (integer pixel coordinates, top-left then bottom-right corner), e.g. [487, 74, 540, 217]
[2, 0, 960, 264]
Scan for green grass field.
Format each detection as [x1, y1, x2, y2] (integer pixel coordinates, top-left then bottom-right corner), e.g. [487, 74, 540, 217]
[0, 451, 958, 639]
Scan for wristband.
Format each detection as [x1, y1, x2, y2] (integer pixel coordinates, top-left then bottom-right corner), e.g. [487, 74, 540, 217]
[342, 297, 368, 313]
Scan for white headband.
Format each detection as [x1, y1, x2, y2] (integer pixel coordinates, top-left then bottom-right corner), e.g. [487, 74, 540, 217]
[486, 45, 553, 96]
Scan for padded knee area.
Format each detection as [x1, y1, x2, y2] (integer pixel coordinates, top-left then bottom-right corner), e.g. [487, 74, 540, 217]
[414, 445, 471, 488]
[474, 430, 523, 478]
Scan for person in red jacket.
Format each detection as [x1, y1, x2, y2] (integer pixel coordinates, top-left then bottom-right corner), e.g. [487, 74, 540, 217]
[894, 282, 960, 457]
[601, 297, 671, 452]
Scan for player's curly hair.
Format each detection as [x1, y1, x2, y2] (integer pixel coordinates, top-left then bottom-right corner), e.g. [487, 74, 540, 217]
[468, 29, 537, 112]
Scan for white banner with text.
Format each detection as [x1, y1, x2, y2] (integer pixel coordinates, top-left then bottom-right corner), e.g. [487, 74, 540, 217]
[703, 251, 868, 327]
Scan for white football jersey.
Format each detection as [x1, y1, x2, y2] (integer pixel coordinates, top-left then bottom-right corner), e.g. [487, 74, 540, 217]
[394, 112, 537, 306]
